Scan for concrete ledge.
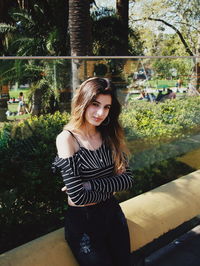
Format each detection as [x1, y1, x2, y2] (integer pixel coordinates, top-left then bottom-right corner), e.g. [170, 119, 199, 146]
[0, 228, 78, 266]
[1, 170, 200, 265]
[121, 169, 200, 251]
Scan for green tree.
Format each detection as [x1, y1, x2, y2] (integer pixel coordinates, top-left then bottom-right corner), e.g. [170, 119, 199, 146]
[0, 59, 71, 116]
[28, 60, 71, 115]
[91, 7, 143, 55]
[130, 0, 200, 88]
[152, 57, 193, 81]
[130, 0, 198, 55]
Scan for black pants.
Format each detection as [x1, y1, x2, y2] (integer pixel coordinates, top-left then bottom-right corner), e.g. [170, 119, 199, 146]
[64, 197, 131, 266]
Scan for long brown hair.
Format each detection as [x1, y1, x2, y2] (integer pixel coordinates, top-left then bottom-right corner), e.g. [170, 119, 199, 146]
[65, 77, 128, 172]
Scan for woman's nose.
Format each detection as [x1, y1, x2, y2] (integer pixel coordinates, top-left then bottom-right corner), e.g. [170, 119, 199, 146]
[96, 108, 104, 116]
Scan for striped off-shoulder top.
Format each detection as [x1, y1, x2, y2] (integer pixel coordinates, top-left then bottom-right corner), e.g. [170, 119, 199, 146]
[52, 131, 134, 205]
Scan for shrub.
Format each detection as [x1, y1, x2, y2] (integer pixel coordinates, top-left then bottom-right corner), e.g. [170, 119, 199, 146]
[121, 97, 200, 142]
[0, 111, 70, 252]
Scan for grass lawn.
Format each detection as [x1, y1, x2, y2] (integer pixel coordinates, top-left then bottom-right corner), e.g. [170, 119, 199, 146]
[0, 103, 31, 129]
[9, 88, 30, 101]
[7, 102, 30, 120]
[6, 88, 31, 122]
[148, 79, 176, 88]
[8, 103, 19, 112]
[7, 113, 30, 121]
[148, 79, 188, 88]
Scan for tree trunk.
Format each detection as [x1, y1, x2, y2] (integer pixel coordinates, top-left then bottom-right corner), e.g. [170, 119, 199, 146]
[189, 27, 200, 92]
[116, 0, 129, 55]
[71, 59, 81, 93]
[0, 108, 7, 122]
[30, 89, 42, 116]
[0, 100, 7, 122]
[68, 0, 92, 92]
[68, 0, 92, 56]
[196, 29, 200, 90]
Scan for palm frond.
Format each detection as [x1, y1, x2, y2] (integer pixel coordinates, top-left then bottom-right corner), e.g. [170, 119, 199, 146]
[12, 37, 35, 45]
[0, 66, 18, 84]
[0, 23, 16, 33]
[12, 12, 35, 26]
[46, 29, 58, 55]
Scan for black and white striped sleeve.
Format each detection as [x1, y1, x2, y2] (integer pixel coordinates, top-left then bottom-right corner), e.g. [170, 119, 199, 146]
[89, 166, 134, 193]
[52, 155, 112, 205]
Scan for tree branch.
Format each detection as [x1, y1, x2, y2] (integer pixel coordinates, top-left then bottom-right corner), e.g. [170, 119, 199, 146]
[178, 21, 199, 32]
[148, 17, 194, 56]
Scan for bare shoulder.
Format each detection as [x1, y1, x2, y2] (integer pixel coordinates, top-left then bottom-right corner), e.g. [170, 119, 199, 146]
[56, 130, 78, 158]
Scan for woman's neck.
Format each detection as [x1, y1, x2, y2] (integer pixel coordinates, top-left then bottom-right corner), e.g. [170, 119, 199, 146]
[81, 124, 98, 138]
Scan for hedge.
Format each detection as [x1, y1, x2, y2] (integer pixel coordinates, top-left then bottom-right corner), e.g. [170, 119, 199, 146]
[121, 96, 200, 142]
[0, 112, 70, 252]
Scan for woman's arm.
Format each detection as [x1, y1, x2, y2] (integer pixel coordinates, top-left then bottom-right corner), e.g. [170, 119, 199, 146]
[88, 166, 134, 193]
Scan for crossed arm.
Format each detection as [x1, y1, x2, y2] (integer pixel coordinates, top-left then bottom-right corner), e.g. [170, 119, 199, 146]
[54, 131, 134, 205]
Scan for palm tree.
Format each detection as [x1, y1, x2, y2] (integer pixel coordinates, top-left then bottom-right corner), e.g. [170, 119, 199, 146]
[0, 1, 69, 56]
[69, 0, 92, 56]
[27, 59, 71, 115]
[0, 1, 17, 55]
[68, 0, 92, 92]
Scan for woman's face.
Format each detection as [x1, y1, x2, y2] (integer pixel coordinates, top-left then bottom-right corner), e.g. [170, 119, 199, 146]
[85, 94, 112, 126]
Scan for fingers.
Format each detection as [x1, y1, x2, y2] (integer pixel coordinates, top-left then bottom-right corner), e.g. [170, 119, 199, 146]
[61, 186, 67, 192]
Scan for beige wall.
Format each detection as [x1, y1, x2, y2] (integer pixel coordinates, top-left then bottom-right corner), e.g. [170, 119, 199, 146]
[121, 169, 200, 251]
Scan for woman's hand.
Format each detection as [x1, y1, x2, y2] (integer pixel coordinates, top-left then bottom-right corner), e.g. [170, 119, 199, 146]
[61, 186, 67, 193]
[116, 167, 125, 175]
[61, 182, 91, 192]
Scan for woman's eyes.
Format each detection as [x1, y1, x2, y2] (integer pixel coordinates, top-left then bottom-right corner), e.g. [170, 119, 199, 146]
[92, 102, 110, 109]
[92, 102, 99, 106]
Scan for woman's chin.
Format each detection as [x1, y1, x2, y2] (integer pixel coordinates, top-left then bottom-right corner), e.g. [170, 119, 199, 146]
[89, 119, 102, 126]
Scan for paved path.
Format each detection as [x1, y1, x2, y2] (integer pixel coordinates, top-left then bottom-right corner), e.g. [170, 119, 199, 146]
[145, 225, 200, 266]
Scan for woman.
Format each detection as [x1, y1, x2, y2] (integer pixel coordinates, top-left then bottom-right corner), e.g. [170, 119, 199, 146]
[52, 77, 134, 266]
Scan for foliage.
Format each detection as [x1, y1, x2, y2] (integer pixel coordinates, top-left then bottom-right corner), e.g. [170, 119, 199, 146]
[91, 7, 144, 56]
[121, 96, 200, 141]
[0, 112, 70, 252]
[0, 1, 69, 56]
[152, 57, 193, 79]
[0, 59, 71, 115]
[0, 60, 26, 86]
[130, 0, 199, 56]
[115, 158, 195, 202]
[0, 59, 45, 86]
[94, 63, 108, 76]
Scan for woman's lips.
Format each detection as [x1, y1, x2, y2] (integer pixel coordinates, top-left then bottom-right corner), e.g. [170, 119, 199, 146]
[93, 117, 102, 122]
